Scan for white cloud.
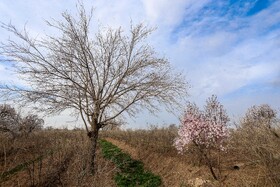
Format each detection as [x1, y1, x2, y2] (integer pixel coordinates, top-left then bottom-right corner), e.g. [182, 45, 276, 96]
[90, 0, 145, 29]
[141, 0, 210, 30]
[0, 0, 279, 128]
[0, 63, 16, 84]
[168, 1, 280, 96]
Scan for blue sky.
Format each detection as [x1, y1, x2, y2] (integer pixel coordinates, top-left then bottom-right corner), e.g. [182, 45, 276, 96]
[0, 0, 279, 129]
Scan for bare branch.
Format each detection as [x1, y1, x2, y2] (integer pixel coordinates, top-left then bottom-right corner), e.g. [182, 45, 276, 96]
[0, 4, 188, 133]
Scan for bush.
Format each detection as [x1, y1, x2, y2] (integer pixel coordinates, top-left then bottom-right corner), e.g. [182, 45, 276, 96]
[20, 114, 44, 134]
[231, 104, 280, 185]
[0, 104, 43, 138]
[0, 104, 21, 138]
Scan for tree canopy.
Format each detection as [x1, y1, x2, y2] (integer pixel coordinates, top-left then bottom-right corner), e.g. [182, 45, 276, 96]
[0, 5, 188, 132]
[0, 4, 188, 172]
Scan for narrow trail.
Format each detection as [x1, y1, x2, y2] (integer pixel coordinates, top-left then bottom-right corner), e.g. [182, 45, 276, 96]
[105, 138, 210, 187]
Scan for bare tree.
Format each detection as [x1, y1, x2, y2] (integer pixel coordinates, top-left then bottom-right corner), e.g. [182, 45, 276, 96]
[242, 104, 277, 129]
[0, 104, 21, 138]
[241, 104, 279, 138]
[20, 114, 44, 134]
[0, 4, 188, 172]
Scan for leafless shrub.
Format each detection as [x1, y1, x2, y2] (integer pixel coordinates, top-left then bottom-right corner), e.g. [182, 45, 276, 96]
[102, 125, 179, 155]
[0, 129, 117, 186]
[230, 104, 280, 186]
[20, 114, 43, 135]
[242, 104, 277, 129]
[0, 104, 21, 138]
[0, 104, 43, 138]
[101, 121, 122, 131]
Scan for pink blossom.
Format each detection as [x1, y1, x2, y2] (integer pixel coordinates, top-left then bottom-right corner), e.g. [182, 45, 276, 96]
[174, 95, 229, 153]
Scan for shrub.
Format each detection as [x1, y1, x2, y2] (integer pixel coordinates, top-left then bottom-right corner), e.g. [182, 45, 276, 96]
[242, 104, 277, 129]
[20, 114, 44, 134]
[0, 104, 21, 138]
[0, 104, 43, 138]
[231, 104, 280, 185]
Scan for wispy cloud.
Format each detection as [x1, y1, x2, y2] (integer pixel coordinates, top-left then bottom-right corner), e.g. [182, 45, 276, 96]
[0, 0, 279, 128]
[142, 0, 210, 27]
[167, 1, 280, 99]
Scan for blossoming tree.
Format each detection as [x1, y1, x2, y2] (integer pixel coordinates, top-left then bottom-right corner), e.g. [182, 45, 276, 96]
[174, 95, 229, 180]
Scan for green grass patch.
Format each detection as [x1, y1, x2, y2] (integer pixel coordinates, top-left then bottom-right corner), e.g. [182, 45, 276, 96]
[99, 139, 162, 187]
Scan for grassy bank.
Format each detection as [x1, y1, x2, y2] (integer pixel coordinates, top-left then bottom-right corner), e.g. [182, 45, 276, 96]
[99, 139, 161, 187]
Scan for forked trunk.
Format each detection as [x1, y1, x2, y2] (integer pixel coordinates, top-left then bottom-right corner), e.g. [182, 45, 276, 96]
[88, 127, 99, 174]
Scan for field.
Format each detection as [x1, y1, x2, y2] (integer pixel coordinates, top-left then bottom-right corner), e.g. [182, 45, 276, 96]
[1, 2, 279, 187]
[1, 124, 279, 187]
[101, 126, 280, 187]
[0, 130, 116, 187]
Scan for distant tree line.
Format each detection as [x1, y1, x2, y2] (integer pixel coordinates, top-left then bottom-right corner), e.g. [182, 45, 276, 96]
[0, 104, 43, 139]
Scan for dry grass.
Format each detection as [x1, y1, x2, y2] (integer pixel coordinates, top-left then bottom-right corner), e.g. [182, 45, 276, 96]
[1, 121, 279, 187]
[228, 125, 280, 186]
[0, 130, 116, 187]
[101, 127, 218, 186]
[101, 126, 179, 156]
[101, 124, 280, 187]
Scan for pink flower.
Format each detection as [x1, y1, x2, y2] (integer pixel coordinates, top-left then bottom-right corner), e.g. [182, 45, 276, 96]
[174, 95, 229, 153]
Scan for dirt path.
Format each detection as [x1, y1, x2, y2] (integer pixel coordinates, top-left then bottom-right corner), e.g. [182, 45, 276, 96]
[105, 138, 212, 187]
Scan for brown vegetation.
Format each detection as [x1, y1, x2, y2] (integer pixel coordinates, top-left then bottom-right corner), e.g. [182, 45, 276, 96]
[0, 104, 43, 139]
[101, 121, 280, 187]
[0, 130, 116, 187]
[1, 116, 279, 186]
[0, 2, 188, 173]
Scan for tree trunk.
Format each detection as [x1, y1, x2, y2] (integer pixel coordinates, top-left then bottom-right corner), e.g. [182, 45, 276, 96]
[205, 154, 218, 180]
[194, 142, 218, 180]
[88, 127, 99, 174]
